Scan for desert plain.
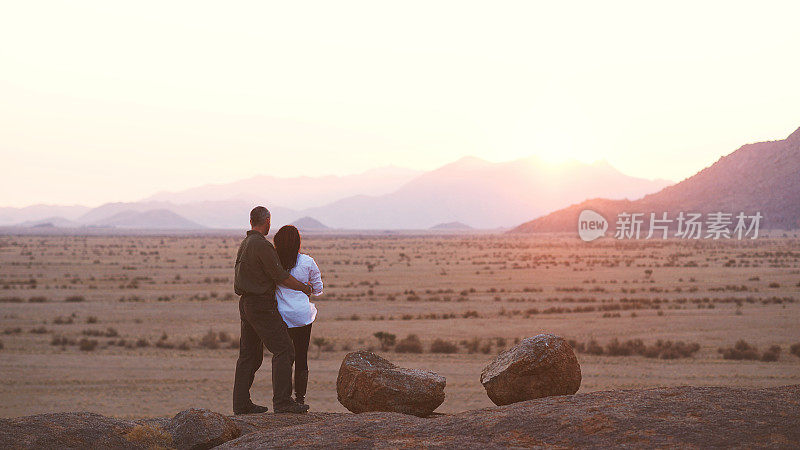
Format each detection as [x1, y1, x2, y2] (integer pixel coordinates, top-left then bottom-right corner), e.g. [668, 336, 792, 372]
[0, 232, 798, 419]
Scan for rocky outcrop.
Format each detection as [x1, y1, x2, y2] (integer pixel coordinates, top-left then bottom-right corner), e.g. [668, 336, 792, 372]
[0, 408, 238, 450]
[480, 334, 581, 405]
[336, 350, 446, 417]
[3, 385, 799, 449]
[220, 385, 800, 448]
[0, 412, 144, 449]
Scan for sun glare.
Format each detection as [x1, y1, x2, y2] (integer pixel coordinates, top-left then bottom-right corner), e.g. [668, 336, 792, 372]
[506, 101, 603, 166]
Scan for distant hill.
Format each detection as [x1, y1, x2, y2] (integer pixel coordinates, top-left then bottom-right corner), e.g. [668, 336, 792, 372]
[430, 221, 473, 230]
[143, 166, 422, 209]
[18, 217, 80, 228]
[90, 209, 204, 229]
[75, 201, 298, 230]
[301, 156, 671, 229]
[511, 126, 800, 232]
[0, 205, 89, 226]
[290, 216, 330, 231]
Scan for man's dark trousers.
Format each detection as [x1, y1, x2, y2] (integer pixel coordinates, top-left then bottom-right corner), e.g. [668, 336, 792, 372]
[233, 294, 295, 411]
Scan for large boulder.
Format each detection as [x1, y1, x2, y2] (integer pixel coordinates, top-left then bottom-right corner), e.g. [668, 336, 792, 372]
[480, 334, 581, 405]
[336, 350, 446, 417]
[163, 408, 240, 450]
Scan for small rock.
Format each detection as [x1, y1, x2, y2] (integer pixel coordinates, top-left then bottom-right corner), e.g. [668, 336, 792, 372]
[480, 334, 581, 405]
[337, 351, 446, 417]
[165, 408, 241, 450]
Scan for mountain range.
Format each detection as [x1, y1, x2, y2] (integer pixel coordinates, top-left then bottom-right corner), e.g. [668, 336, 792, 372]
[143, 166, 423, 209]
[511, 126, 800, 233]
[0, 156, 671, 230]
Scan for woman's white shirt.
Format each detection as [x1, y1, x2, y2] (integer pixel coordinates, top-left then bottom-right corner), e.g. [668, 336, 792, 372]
[275, 253, 323, 328]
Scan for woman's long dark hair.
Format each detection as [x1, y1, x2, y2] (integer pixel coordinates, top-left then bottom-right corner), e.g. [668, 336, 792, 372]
[274, 225, 301, 271]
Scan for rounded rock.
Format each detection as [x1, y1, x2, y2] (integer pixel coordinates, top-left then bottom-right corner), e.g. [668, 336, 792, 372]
[337, 351, 445, 417]
[480, 334, 581, 405]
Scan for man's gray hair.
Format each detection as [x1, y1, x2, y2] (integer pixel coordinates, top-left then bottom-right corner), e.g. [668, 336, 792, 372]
[250, 206, 270, 226]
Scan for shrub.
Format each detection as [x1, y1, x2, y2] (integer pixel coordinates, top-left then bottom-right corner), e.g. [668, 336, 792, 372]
[718, 340, 760, 360]
[791, 343, 800, 358]
[577, 338, 699, 359]
[199, 330, 219, 349]
[605, 338, 633, 356]
[28, 296, 48, 303]
[82, 328, 118, 338]
[585, 339, 604, 355]
[760, 345, 781, 362]
[312, 337, 329, 357]
[86, 316, 98, 324]
[51, 335, 74, 346]
[395, 334, 423, 353]
[460, 337, 480, 354]
[0, 340, 3, 349]
[373, 332, 396, 351]
[429, 338, 458, 354]
[3, 327, 22, 335]
[79, 339, 98, 351]
[30, 326, 48, 334]
[65, 296, 85, 303]
[53, 316, 74, 325]
[567, 339, 585, 353]
[155, 333, 173, 349]
[136, 338, 149, 348]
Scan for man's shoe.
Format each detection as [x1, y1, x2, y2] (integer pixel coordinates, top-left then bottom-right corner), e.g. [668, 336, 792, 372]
[274, 401, 310, 414]
[234, 403, 269, 415]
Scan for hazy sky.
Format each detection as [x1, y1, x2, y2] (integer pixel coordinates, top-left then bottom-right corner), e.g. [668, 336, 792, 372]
[2, 1, 798, 207]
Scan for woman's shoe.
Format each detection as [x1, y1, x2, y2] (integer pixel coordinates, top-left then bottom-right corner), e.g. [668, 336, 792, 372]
[294, 370, 309, 405]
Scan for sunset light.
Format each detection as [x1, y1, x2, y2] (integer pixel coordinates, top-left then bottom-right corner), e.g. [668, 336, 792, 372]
[1, 2, 798, 447]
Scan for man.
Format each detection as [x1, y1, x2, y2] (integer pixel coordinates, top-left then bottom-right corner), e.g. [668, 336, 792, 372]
[233, 206, 312, 414]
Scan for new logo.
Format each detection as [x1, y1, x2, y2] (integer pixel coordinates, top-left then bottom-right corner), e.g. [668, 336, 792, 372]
[578, 209, 607, 242]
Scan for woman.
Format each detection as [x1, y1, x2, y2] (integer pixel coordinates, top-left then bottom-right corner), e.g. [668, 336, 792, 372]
[273, 225, 323, 406]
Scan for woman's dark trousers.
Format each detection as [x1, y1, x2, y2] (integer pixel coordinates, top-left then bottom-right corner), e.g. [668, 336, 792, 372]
[287, 324, 312, 404]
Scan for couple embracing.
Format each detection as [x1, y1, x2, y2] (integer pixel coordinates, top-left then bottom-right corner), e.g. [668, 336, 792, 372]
[232, 206, 323, 414]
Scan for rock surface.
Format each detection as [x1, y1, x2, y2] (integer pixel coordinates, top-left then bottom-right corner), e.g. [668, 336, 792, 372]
[3, 385, 799, 449]
[336, 350, 446, 417]
[0, 412, 142, 449]
[480, 333, 581, 405]
[221, 385, 800, 448]
[164, 408, 240, 450]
